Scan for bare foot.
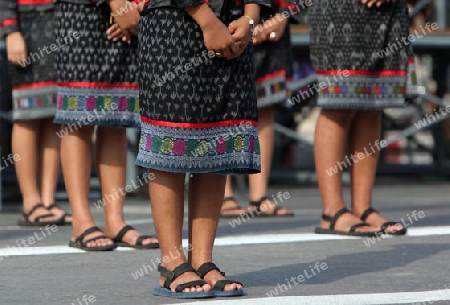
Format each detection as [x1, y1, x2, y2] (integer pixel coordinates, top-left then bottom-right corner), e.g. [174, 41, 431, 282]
[103, 221, 159, 247]
[358, 210, 405, 234]
[159, 264, 212, 293]
[248, 198, 293, 215]
[22, 205, 61, 223]
[199, 266, 242, 292]
[71, 223, 114, 248]
[220, 198, 247, 216]
[320, 209, 379, 233]
[45, 204, 73, 223]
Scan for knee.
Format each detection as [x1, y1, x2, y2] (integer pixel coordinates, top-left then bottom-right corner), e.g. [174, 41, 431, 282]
[320, 109, 357, 125]
[358, 110, 382, 123]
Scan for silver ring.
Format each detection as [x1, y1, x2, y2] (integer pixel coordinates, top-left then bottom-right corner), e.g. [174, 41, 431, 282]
[269, 32, 276, 39]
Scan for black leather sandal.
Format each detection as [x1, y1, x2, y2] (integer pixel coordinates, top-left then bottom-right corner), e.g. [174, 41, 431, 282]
[220, 197, 246, 218]
[153, 263, 214, 299]
[112, 225, 159, 249]
[360, 207, 407, 235]
[249, 196, 294, 217]
[17, 203, 64, 227]
[46, 203, 72, 225]
[196, 262, 244, 297]
[315, 207, 379, 236]
[69, 226, 117, 251]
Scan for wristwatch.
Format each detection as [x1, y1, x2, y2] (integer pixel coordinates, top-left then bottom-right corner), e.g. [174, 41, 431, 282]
[242, 15, 255, 33]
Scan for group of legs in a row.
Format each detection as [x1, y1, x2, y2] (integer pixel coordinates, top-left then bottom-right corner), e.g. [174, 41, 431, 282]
[1, 0, 415, 299]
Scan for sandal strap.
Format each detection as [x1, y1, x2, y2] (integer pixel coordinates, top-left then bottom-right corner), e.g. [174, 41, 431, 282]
[380, 221, 402, 232]
[83, 235, 109, 246]
[249, 196, 272, 209]
[249, 200, 262, 208]
[196, 262, 225, 278]
[23, 203, 46, 221]
[46, 203, 58, 209]
[213, 279, 243, 291]
[349, 222, 370, 232]
[158, 263, 196, 289]
[360, 207, 378, 221]
[221, 206, 244, 211]
[34, 214, 56, 222]
[75, 226, 103, 244]
[322, 208, 350, 230]
[135, 235, 155, 246]
[113, 225, 135, 243]
[175, 280, 209, 293]
[223, 197, 237, 202]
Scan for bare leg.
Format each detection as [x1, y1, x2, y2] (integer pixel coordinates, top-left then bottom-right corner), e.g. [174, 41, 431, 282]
[98, 127, 157, 246]
[315, 109, 377, 233]
[39, 119, 72, 222]
[248, 106, 291, 214]
[61, 125, 112, 247]
[348, 111, 401, 233]
[150, 170, 210, 292]
[189, 173, 241, 292]
[220, 176, 246, 216]
[12, 120, 59, 222]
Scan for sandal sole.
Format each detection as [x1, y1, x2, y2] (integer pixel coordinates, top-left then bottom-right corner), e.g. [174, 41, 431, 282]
[115, 242, 159, 249]
[68, 241, 117, 251]
[17, 219, 64, 227]
[315, 227, 379, 237]
[254, 213, 295, 218]
[213, 289, 244, 297]
[153, 286, 215, 299]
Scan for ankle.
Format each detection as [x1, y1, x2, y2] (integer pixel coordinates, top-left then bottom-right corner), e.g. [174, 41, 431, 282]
[322, 205, 347, 217]
[103, 216, 125, 227]
[160, 257, 188, 271]
[22, 199, 42, 211]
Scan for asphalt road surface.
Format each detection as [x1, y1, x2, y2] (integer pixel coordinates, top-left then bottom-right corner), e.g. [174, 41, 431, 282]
[1, 183, 450, 305]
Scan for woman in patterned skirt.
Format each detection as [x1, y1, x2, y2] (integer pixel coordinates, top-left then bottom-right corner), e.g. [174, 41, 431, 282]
[220, 0, 298, 217]
[53, 0, 158, 251]
[310, 0, 418, 236]
[1, 0, 71, 226]
[136, 0, 263, 298]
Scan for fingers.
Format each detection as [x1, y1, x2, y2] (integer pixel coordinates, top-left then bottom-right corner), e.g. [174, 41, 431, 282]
[122, 32, 132, 44]
[228, 21, 238, 34]
[8, 50, 27, 66]
[227, 40, 242, 60]
[106, 24, 123, 41]
[362, 0, 390, 8]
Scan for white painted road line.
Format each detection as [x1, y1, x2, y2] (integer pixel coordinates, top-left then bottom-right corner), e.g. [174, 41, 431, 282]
[175, 289, 450, 305]
[1, 226, 450, 257]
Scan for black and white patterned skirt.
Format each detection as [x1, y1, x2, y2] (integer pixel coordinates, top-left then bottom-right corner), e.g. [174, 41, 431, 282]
[8, 10, 57, 121]
[136, 7, 261, 174]
[52, 2, 140, 127]
[308, 0, 419, 110]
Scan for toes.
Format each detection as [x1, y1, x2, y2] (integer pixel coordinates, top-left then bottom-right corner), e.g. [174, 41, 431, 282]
[202, 284, 211, 292]
[142, 238, 159, 246]
[386, 223, 403, 233]
[224, 283, 237, 291]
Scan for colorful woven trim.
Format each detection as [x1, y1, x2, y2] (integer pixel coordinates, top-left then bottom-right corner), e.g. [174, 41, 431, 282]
[315, 59, 418, 109]
[13, 94, 57, 110]
[136, 120, 261, 174]
[256, 81, 287, 99]
[57, 95, 139, 112]
[54, 84, 140, 127]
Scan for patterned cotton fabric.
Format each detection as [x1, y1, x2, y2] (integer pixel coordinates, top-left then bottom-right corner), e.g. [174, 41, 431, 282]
[52, 2, 140, 127]
[136, 8, 261, 174]
[8, 10, 57, 121]
[253, 23, 293, 108]
[308, 0, 419, 109]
